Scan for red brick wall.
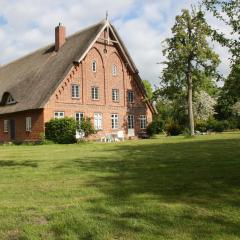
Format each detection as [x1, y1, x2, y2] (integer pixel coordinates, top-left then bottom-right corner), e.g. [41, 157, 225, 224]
[44, 34, 153, 138]
[0, 31, 153, 142]
[0, 109, 44, 142]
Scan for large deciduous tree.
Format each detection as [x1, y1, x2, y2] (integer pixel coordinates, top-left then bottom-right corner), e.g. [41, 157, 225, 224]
[203, 1, 240, 118]
[161, 9, 220, 135]
[203, 0, 240, 59]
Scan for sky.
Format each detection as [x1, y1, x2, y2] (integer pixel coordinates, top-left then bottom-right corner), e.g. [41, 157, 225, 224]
[0, 0, 231, 88]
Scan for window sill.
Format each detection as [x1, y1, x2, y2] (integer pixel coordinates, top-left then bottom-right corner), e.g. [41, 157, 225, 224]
[72, 97, 80, 100]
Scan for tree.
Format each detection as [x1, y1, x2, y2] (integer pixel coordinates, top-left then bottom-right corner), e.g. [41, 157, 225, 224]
[232, 101, 240, 117]
[203, 0, 240, 59]
[161, 9, 220, 135]
[142, 80, 153, 99]
[224, 59, 240, 99]
[193, 90, 217, 120]
[216, 59, 240, 119]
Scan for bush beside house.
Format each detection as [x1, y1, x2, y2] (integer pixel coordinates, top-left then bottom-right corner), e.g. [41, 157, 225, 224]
[45, 118, 77, 144]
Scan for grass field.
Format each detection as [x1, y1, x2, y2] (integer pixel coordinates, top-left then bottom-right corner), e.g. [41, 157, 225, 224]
[0, 133, 240, 240]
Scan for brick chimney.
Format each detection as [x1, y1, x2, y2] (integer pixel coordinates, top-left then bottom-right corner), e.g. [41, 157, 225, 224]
[55, 23, 66, 51]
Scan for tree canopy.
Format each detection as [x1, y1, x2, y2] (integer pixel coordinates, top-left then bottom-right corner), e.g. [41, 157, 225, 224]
[160, 8, 220, 135]
[203, 0, 240, 59]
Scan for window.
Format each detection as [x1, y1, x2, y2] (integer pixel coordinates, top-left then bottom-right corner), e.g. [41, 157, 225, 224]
[75, 112, 84, 123]
[6, 95, 15, 105]
[92, 60, 97, 72]
[3, 120, 9, 133]
[54, 112, 64, 119]
[140, 115, 147, 129]
[94, 113, 103, 130]
[91, 87, 99, 100]
[71, 84, 80, 98]
[112, 89, 119, 102]
[112, 64, 117, 76]
[111, 114, 119, 129]
[128, 115, 135, 129]
[26, 117, 32, 132]
[128, 91, 134, 103]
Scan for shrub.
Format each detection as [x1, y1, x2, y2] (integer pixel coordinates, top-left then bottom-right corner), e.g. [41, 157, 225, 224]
[146, 117, 164, 136]
[195, 121, 208, 132]
[77, 117, 96, 137]
[165, 121, 182, 136]
[45, 118, 77, 144]
[207, 118, 225, 132]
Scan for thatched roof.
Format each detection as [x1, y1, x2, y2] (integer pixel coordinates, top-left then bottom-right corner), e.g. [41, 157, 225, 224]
[0, 21, 105, 114]
[0, 20, 156, 115]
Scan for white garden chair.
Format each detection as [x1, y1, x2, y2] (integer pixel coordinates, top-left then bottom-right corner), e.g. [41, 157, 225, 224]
[115, 131, 125, 142]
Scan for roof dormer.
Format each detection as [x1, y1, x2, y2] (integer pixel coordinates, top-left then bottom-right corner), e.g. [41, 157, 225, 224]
[0, 92, 16, 106]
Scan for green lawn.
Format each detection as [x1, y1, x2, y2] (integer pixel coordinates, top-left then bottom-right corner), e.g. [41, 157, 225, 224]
[0, 133, 240, 240]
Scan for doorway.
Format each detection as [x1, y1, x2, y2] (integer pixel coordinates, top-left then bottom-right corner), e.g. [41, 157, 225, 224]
[10, 119, 16, 140]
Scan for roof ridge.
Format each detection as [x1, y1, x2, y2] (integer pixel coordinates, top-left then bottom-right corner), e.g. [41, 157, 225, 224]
[0, 19, 106, 70]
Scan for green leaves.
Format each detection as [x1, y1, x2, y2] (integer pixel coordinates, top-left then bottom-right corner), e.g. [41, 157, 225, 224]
[203, 0, 240, 59]
[161, 8, 220, 95]
[160, 8, 220, 135]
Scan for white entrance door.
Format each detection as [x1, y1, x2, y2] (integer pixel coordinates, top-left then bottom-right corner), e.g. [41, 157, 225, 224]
[127, 115, 135, 137]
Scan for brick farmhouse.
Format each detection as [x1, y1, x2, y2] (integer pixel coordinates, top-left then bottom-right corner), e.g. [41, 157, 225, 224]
[0, 19, 155, 142]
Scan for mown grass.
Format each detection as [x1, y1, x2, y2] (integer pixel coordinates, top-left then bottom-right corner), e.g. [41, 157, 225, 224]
[0, 132, 240, 240]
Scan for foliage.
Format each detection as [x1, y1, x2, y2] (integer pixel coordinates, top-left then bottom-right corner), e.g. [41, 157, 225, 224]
[77, 117, 96, 137]
[146, 116, 164, 136]
[216, 60, 240, 119]
[142, 79, 153, 99]
[165, 120, 183, 136]
[195, 120, 208, 132]
[45, 117, 77, 144]
[155, 98, 188, 127]
[232, 101, 240, 116]
[193, 90, 217, 120]
[207, 118, 225, 132]
[203, 0, 240, 59]
[196, 117, 240, 132]
[223, 60, 240, 104]
[160, 8, 220, 135]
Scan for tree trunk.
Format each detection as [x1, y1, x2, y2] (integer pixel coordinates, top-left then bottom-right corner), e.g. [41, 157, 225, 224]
[187, 71, 195, 136]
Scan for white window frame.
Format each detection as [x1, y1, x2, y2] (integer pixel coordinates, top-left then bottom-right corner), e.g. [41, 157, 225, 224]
[91, 87, 99, 100]
[111, 114, 119, 129]
[94, 113, 103, 130]
[112, 64, 117, 76]
[3, 120, 9, 133]
[26, 117, 32, 132]
[75, 112, 84, 124]
[54, 112, 65, 119]
[128, 90, 134, 103]
[140, 115, 147, 129]
[112, 89, 119, 102]
[92, 60, 97, 73]
[128, 115, 135, 129]
[71, 84, 80, 98]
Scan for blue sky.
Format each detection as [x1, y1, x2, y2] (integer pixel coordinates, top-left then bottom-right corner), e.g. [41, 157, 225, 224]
[0, 0, 231, 87]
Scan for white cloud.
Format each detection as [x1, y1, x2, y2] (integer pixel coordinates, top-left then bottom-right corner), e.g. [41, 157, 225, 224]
[0, 0, 232, 86]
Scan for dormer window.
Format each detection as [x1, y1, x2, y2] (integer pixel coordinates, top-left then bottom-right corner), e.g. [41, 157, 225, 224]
[1, 93, 16, 105]
[92, 60, 97, 73]
[6, 95, 15, 104]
